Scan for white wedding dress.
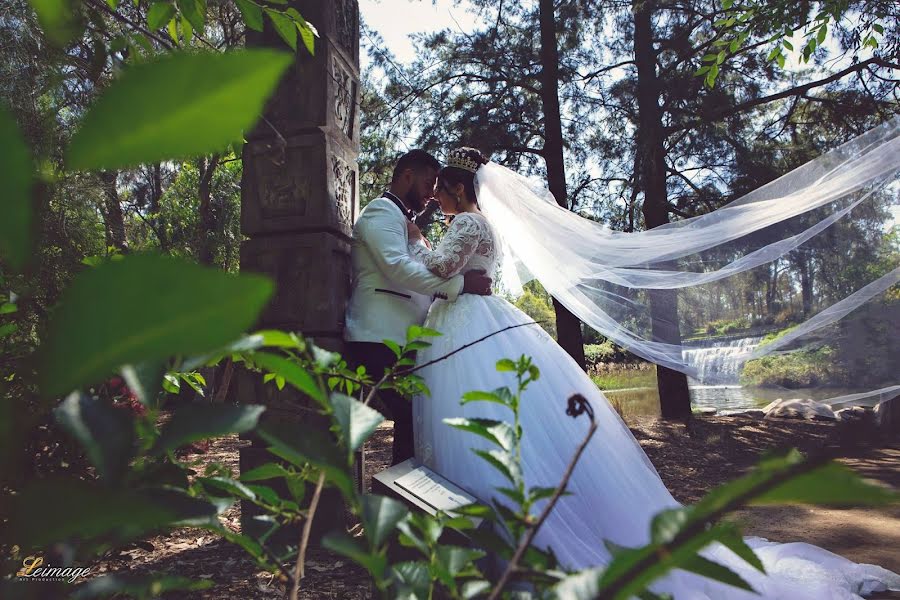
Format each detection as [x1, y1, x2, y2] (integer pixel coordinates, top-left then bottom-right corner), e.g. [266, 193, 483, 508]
[409, 211, 900, 599]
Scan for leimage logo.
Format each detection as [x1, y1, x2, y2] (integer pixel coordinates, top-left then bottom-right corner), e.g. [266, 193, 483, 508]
[15, 555, 92, 583]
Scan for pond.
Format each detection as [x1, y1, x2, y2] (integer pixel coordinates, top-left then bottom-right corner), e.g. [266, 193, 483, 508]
[603, 384, 860, 418]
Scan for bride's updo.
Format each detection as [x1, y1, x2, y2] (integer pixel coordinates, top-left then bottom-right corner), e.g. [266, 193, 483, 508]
[439, 147, 489, 204]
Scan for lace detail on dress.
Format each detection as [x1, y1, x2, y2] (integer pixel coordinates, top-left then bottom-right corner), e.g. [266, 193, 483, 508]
[414, 213, 496, 279]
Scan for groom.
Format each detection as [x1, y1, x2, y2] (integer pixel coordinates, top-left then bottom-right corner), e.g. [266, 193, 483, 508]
[344, 149, 492, 465]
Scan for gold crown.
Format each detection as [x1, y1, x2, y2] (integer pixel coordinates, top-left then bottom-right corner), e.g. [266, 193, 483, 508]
[446, 148, 481, 173]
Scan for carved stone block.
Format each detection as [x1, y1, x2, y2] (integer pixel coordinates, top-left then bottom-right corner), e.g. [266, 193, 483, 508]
[240, 233, 351, 334]
[242, 132, 358, 237]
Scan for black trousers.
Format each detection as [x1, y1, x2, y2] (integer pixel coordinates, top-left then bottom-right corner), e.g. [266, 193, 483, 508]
[345, 341, 414, 465]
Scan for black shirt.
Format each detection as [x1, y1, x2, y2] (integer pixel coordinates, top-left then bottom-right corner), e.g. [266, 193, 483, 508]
[382, 191, 415, 222]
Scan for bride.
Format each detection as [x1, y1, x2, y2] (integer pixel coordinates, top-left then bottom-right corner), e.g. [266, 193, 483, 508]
[404, 146, 900, 599]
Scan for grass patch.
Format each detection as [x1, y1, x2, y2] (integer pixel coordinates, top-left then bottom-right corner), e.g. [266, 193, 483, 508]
[590, 364, 657, 390]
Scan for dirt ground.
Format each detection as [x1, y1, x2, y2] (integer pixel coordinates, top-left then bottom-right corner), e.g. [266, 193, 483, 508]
[85, 415, 898, 599]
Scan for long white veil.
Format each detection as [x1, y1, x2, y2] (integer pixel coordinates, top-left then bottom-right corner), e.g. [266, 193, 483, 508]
[475, 117, 900, 404]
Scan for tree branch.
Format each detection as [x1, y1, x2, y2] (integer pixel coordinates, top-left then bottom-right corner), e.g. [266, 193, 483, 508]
[85, 0, 174, 50]
[290, 470, 326, 600]
[679, 57, 897, 129]
[488, 394, 598, 600]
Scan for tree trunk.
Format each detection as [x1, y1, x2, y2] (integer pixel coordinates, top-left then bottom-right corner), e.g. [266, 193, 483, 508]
[98, 170, 128, 253]
[538, 0, 586, 370]
[798, 250, 813, 316]
[197, 154, 220, 266]
[150, 163, 170, 252]
[633, 0, 691, 419]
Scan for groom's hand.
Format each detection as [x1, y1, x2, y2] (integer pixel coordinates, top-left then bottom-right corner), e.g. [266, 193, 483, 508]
[462, 270, 492, 295]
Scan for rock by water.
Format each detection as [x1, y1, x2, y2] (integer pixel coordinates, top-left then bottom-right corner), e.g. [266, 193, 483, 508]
[763, 398, 836, 421]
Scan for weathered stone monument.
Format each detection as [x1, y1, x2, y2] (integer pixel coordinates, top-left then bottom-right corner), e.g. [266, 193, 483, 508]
[236, 0, 360, 540]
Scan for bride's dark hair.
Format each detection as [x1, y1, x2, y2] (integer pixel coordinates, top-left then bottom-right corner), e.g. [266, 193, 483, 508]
[439, 147, 489, 204]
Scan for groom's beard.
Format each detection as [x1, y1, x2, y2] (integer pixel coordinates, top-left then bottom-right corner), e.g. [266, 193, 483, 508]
[404, 189, 424, 213]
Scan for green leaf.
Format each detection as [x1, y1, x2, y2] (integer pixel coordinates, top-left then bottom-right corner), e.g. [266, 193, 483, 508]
[251, 351, 326, 406]
[435, 545, 485, 576]
[0, 302, 17, 315]
[443, 417, 515, 451]
[239, 462, 292, 482]
[452, 502, 493, 518]
[817, 23, 827, 44]
[167, 17, 179, 43]
[392, 561, 431, 595]
[407, 324, 443, 340]
[495, 358, 516, 372]
[176, 0, 205, 33]
[29, 0, 81, 46]
[530, 486, 562, 503]
[6, 480, 218, 547]
[782, 39, 794, 51]
[361, 495, 409, 547]
[258, 420, 355, 497]
[198, 476, 257, 501]
[751, 461, 898, 506]
[0, 107, 33, 270]
[246, 484, 282, 506]
[153, 404, 265, 454]
[55, 392, 135, 482]
[873, 23, 884, 34]
[461, 387, 512, 408]
[717, 524, 765, 573]
[121, 362, 166, 407]
[66, 50, 292, 170]
[297, 21, 315, 55]
[265, 8, 297, 51]
[496, 485, 525, 505]
[322, 531, 388, 578]
[680, 554, 754, 592]
[0, 323, 18, 339]
[162, 372, 180, 394]
[310, 344, 340, 367]
[552, 568, 605, 600]
[382, 338, 403, 359]
[404, 340, 432, 352]
[40, 254, 273, 397]
[331, 392, 385, 453]
[473, 448, 520, 485]
[234, 0, 263, 31]
[147, 2, 176, 30]
[461, 580, 492, 599]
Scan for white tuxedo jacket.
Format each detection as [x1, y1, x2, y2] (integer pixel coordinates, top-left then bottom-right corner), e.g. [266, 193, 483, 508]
[344, 197, 463, 344]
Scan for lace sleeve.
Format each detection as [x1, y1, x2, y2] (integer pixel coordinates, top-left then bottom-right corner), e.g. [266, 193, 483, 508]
[416, 214, 482, 279]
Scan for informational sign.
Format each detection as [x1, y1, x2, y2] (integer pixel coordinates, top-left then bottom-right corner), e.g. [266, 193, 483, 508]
[394, 465, 477, 514]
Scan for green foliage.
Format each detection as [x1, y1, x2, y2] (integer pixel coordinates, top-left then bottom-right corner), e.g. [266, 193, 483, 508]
[39, 254, 274, 398]
[741, 346, 842, 388]
[151, 404, 265, 455]
[511, 280, 557, 339]
[590, 364, 657, 391]
[0, 106, 33, 271]
[66, 50, 293, 170]
[701, 0, 888, 87]
[28, 0, 81, 47]
[2, 5, 898, 599]
[55, 392, 136, 481]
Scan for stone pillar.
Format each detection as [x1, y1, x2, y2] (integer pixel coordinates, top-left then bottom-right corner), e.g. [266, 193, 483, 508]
[237, 0, 360, 544]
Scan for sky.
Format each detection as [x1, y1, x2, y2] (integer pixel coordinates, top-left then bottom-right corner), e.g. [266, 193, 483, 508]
[359, 0, 480, 68]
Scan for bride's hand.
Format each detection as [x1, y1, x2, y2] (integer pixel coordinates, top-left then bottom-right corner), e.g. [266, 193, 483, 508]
[407, 220, 424, 242]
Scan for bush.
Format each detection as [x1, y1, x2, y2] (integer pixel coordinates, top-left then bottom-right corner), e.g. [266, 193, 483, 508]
[741, 346, 846, 388]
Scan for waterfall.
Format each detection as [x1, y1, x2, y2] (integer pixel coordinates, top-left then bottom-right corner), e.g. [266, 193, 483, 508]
[682, 336, 762, 385]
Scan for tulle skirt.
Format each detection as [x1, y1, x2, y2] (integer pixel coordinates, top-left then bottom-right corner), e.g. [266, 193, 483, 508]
[413, 294, 900, 599]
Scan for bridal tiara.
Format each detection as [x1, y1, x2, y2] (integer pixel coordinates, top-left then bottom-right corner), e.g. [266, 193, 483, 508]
[446, 149, 481, 173]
